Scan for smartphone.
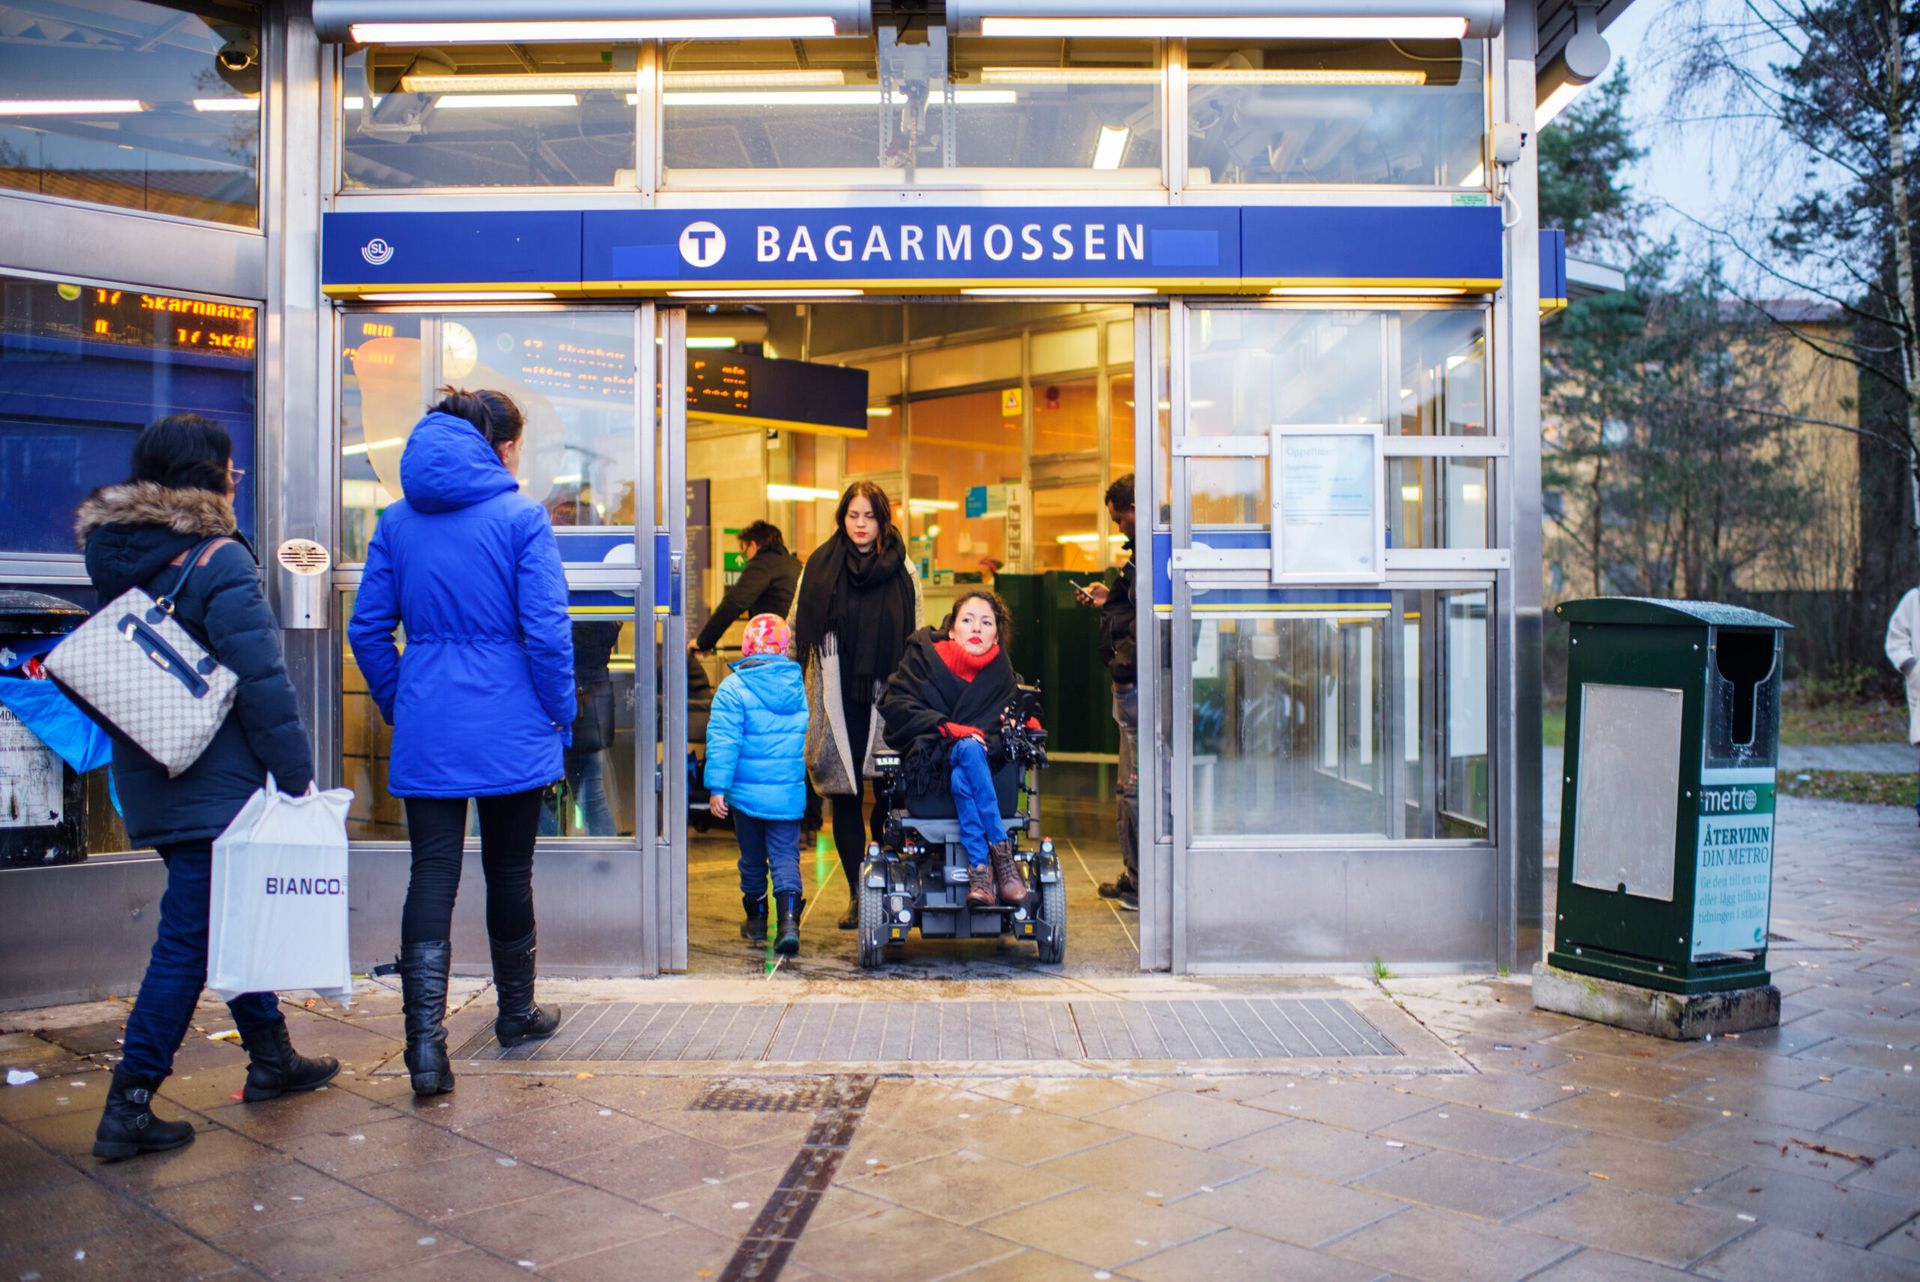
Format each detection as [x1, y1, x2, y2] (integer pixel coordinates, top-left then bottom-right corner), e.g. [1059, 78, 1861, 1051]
[1071, 581, 1097, 603]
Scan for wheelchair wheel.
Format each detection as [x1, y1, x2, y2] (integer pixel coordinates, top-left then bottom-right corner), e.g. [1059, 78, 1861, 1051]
[1036, 878, 1066, 964]
[857, 878, 887, 969]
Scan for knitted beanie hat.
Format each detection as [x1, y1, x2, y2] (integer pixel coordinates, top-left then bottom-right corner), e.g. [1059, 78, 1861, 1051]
[741, 613, 791, 658]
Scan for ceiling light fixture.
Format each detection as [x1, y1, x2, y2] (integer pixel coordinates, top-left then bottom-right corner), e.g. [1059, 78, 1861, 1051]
[976, 17, 1468, 38]
[1188, 68, 1428, 86]
[191, 97, 258, 111]
[650, 88, 1017, 106]
[668, 289, 864, 298]
[358, 291, 558, 301]
[1268, 286, 1476, 297]
[767, 483, 841, 502]
[979, 66, 1161, 84]
[401, 72, 635, 93]
[0, 99, 145, 115]
[1091, 124, 1130, 170]
[961, 286, 1156, 297]
[346, 18, 841, 42]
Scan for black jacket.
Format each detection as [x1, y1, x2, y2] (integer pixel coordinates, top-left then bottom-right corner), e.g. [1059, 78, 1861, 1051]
[77, 482, 314, 848]
[1097, 543, 1138, 686]
[695, 544, 801, 652]
[878, 628, 1021, 796]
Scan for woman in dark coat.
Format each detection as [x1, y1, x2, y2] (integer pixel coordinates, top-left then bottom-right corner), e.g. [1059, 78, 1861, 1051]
[76, 414, 334, 1161]
[348, 388, 573, 1096]
[789, 482, 921, 929]
[878, 590, 1029, 908]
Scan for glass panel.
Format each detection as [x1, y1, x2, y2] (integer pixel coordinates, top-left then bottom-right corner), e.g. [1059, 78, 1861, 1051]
[343, 591, 639, 841]
[1398, 310, 1486, 435]
[340, 309, 638, 563]
[661, 32, 1161, 186]
[905, 388, 1018, 584]
[1032, 326, 1097, 377]
[1033, 480, 1104, 573]
[341, 44, 637, 189]
[1188, 591, 1491, 841]
[0, 273, 256, 553]
[0, 0, 261, 226]
[1387, 458, 1490, 549]
[1186, 39, 1485, 187]
[1033, 375, 1097, 455]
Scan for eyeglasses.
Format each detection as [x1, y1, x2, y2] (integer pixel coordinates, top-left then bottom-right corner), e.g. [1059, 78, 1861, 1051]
[228, 464, 246, 482]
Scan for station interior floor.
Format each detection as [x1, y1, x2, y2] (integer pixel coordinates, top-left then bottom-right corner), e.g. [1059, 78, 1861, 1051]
[684, 762, 1140, 978]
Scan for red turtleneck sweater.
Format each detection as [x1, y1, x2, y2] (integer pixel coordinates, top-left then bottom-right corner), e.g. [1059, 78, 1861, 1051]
[934, 639, 998, 740]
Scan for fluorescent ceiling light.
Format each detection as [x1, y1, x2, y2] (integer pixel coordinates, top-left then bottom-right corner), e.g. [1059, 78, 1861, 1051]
[1091, 124, 1130, 171]
[669, 288, 863, 298]
[686, 336, 738, 349]
[1188, 68, 1428, 86]
[907, 498, 960, 513]
[191, 97, 257, 112]
[978, 17, 1467, 38]
[402, 72, 634, 93]
[349, 18, 839, 42]
[1460, 483, 1485, 502]
[342, 438, 405, 456]
[434, 93, 578, 109]
[866, 406, 895, 417]
[358, 291, 558, 301]
[1535, 78, 1585, 128]
[979, 66, 1160, 84]
[767, 483, 840, 502]
[665, 69, 846, 88]
[652, 88, 1016, 106]
[1055, 532, 1130, 544]
[0, 99, 145, 115]
[1400, 484, 1422, 502]
[961, 286, 1155, 297]
[1268, 286, 1474, 297]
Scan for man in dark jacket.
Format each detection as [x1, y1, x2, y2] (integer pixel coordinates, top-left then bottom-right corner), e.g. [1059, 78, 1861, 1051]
[693, 520, 802, 655]
[1084, 473, 1138, 909]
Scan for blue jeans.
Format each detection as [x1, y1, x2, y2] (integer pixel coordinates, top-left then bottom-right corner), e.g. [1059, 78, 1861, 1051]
[539, 751, 616, 837]
[119, 842, 283, 1082]
[735, 813, 802, 898]
[949, 737, 1007, 867]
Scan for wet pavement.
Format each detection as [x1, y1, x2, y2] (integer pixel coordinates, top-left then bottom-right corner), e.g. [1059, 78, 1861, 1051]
[3, 787, 1919, 1279]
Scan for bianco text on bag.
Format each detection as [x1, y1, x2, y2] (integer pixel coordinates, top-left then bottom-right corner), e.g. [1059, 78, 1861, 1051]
[207, 780, 355, 1005]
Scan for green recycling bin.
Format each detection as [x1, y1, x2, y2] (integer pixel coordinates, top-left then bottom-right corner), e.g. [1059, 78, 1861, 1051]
[1549, 598, 1791, 995]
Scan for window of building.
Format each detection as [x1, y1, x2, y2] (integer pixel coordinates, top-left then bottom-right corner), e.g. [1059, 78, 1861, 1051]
[340, 43, 639, 189]
[0, 0, 262, 226]
[0, 272, 257, 554]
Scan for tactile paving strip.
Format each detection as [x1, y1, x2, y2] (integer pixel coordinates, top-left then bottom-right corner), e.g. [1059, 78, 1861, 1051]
[450, 997, 1400, 1063]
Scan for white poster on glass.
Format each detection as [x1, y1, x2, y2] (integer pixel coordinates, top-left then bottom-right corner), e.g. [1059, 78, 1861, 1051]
[1270, 424, 1385, 583]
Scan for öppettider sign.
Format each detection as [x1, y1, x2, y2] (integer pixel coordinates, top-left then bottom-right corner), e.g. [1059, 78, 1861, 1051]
[320, 205, 1506, 295]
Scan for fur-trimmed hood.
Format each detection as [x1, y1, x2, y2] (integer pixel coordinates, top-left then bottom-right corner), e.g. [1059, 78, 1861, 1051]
[75, 481, 236, 546]
[77, 481, 244, 602]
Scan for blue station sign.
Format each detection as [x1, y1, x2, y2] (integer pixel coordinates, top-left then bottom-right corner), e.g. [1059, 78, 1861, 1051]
[322, 205, 1506, 296]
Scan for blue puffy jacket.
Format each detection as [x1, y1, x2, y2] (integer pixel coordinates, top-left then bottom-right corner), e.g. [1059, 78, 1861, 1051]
[347, 412, 574, 798]
[703, 655, 807, 821]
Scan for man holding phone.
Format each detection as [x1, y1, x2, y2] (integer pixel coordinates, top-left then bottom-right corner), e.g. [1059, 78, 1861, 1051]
[1080, 473, 1138, 910]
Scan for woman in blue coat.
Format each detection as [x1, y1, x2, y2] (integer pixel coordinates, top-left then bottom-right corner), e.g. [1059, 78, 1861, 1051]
[348, 389, 574, 1096]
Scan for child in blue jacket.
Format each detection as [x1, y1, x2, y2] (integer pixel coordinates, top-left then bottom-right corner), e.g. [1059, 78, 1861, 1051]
[704, 614, 810, 954]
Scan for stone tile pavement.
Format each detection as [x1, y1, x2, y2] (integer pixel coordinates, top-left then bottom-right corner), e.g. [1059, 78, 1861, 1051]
[3, 790, 1919, 1280]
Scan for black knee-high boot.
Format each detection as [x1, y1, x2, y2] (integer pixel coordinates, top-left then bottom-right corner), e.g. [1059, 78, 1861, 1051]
[490, 930, 561, 1048]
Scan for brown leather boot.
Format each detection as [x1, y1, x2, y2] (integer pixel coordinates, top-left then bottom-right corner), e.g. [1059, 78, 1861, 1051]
[988, 841, 1027, 907]
[966, 864, 997, 907]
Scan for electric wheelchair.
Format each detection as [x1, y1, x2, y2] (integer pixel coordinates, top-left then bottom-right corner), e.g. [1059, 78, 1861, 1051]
[856, 684, 1065, 967]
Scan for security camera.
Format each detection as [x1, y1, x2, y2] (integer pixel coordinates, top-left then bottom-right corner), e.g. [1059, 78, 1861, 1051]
[216, 37, 257, 73]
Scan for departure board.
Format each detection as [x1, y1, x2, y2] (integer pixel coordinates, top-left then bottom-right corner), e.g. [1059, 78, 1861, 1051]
[684, 351, 866, 434]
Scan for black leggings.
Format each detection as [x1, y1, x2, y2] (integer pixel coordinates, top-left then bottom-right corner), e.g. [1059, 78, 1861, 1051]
[401, 789, 544, 945]
[831, 689, 882, 887]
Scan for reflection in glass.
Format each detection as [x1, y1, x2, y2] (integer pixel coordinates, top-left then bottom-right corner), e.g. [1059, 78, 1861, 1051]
[662, 33, 1159, 185]
[341, 44, 638, 188]
[1186, 39, 1485, 187]
[0, 272, 257, 553]
[340, 310, 637, 562]
[1188, 591, 1489, 840]
[1388, 458, 1490, 549]
[0, 0, 261, 225]
[1398, 310, 1486, 435]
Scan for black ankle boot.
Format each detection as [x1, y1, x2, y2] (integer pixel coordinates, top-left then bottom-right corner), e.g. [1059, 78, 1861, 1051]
[775, 893, 802, 956]
[490, 930, 561, 1048]
[741, 895, 769, 942]
[239, 1019, 340, 1102]
[397, 940, 454, 1097]
[92, 1065, 195, 1161]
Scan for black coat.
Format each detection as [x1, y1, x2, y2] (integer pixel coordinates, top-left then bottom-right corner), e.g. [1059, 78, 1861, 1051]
[878, 628, 1020, 796]
[695, 544, 802, 652]
[76, 482, 314, 848]
[1098, 543, 1138, 685]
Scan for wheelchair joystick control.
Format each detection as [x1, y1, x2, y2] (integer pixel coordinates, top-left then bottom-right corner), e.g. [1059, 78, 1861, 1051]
[897, 909, 913, 923]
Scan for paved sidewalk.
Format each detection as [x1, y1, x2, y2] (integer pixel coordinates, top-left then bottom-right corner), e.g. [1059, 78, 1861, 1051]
[1779, 742, 1915, 774]
[3, 792, 1919, 1280]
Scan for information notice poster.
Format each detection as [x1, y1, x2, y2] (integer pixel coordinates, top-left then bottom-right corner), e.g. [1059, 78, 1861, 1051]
[1691, 765, 1776, 957]
[1271, 425, 1383, 583]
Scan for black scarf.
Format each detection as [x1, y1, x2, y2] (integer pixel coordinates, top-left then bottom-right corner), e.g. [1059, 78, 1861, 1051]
[794, 528, 915, 683]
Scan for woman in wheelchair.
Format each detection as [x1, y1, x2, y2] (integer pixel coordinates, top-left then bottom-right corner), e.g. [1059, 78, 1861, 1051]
[877, 590, 1033, 910]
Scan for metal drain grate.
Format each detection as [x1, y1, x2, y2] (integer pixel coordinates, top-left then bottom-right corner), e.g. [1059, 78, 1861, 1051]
[450, 997, 1400, 1063]
[690, 1078, 830, 1113]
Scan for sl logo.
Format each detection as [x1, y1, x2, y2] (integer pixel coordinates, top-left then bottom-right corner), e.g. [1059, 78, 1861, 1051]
[360, 237, 395, 266]
[679, 221, 726, 269]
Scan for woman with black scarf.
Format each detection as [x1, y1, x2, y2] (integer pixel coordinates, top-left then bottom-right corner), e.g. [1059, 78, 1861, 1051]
[790, 482, 922, 929]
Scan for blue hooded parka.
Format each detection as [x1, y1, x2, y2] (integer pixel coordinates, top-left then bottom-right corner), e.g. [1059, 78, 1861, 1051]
[702, 655, 807, 821]
[347, 412, 574, 798]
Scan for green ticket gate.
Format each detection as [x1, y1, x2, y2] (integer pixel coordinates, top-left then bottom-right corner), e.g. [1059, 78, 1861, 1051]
[1549, 598, 1790, 995]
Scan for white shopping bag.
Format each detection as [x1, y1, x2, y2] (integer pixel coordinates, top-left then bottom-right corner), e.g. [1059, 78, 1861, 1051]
[207, 779, 355, 1005]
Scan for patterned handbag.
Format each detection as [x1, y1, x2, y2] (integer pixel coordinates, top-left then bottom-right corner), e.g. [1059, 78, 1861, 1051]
[45, 536, 240, 777]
